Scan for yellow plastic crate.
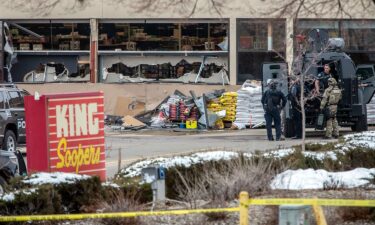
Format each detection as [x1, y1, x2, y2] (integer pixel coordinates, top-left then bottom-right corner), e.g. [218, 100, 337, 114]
[186, 120, 198, 129]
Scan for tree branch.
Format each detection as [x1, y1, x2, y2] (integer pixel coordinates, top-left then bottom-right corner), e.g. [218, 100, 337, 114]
[264, 0, 375, 18]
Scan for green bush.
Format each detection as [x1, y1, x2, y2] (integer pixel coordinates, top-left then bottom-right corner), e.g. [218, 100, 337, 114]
[0, 176, 152, 217]
[56, 176, 103, 212]
[0, 185, 62, 215]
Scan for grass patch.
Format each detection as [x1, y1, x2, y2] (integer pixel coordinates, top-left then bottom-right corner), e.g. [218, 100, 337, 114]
[304, 142, 338, 152]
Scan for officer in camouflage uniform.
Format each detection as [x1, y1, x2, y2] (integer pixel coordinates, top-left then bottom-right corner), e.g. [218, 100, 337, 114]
[320, 77, 342, 139]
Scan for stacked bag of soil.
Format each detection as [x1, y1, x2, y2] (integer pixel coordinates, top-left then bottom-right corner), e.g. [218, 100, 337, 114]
[220, 92, 238, 122]
[234, 81, 265, 129]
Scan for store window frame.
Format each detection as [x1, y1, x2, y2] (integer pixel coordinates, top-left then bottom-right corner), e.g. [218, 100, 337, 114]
[6, 19, 91, 53]
[236, 18, 287, 84]
[97, 19, 229, 54]
[294, 18, 375, 53]
[4, 19, 91, 83]
[98, 19, 230, 84]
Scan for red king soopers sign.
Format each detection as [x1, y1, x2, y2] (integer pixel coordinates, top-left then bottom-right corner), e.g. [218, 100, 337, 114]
[25, 92, 106, 181]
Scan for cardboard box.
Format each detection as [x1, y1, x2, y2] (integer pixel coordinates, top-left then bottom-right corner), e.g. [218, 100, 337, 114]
[126, 42, 136, 50]
[204, 42, 216, 50]
[70, 41, 80, 50]
[59, 43, 70, 50]
[33, 44, 43, 51]
[114, 96, 146, 116]
[99, 33, 108, 40]
[173, 29, 181, 38]
[122, 116, 146, 127]
[19, 43, 30, 50]
[239, 36, 253, 49]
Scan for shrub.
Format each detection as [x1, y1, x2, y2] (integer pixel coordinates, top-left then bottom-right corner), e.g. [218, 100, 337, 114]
[203, 201, 229, 222]
[99, 190, 143, 225]
[0, 175, 152, 218]
[0, 185, 62, 215]
[56, 176, 104, 213]
[305, 142, 338, 152]
[170, 156, 282, 205]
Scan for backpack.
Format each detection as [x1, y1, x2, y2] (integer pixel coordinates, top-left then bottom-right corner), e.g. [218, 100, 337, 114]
[265, 90, 280, 112]
[328, 86, 342, 105]
[266, 94, 274, 112]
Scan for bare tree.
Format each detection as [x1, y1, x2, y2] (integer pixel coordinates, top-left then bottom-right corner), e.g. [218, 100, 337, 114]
[111, 0, 233, 17]
[263, 0, 375, 18]
[5, 0, 231, 17]
[4, 0, 89, 16]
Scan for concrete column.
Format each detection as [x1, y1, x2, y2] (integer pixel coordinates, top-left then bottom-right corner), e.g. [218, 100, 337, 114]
[0, 21, 4, 82]
[229, 17, 237, 85]
[286, 18, 294, 75]
[90, 19, 99, 83]
[267, 21, 273, 51]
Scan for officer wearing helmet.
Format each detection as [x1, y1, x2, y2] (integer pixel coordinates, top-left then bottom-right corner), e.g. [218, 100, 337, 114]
[320, 77, 342, 139]
[261, 79, 287, 141]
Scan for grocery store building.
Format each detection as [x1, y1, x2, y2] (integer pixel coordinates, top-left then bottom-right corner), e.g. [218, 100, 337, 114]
[1, 0, 375, 113]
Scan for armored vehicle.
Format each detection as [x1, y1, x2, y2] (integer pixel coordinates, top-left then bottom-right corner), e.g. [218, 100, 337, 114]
[263, 29, 375, 137]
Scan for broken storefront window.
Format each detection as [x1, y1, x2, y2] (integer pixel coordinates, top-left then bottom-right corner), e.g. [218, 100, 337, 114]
[102, 58, 229, 85]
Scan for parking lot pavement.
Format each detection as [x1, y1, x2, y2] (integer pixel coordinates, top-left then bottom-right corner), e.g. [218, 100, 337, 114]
[104, 128, 351, 177]
[19, 127, 372, 178]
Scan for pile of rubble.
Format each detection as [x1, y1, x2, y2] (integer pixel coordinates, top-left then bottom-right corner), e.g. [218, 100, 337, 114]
[105, 81, 266, 131]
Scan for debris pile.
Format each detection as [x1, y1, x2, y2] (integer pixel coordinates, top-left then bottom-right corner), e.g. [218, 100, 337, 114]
[105, 81, 266, 131]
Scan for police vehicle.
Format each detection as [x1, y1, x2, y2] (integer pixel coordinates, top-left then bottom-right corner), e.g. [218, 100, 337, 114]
[262, 29, 375, 137]
[0, 84, 28, 151]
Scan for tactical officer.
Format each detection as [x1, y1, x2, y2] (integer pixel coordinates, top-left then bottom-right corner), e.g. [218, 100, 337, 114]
[290, 77, 302, 139]
[320, 77, 342, 139]
[314, 64, 333, 95]
[262, 79, 287, 141]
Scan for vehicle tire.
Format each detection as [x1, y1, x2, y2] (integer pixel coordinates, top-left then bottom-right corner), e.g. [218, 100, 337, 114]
[0, 176, 7, 195]
[3, 130, 17, 152]
[284, 118, 295, 138]
[351, 114, 368, 132]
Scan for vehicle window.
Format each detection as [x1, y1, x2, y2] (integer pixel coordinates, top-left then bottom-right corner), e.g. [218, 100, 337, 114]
[356, 67, 374, 80]
[0, 92, 5, 110]
[8, 91, 24, 108]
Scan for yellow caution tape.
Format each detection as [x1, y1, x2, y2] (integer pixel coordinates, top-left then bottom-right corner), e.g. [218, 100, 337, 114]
[2, 198, 375, 222]
[0, 207, 240, 222]
[248, 198, 375, 207]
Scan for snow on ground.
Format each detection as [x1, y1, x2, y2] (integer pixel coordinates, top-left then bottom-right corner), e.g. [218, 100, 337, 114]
[1, 131, 372, 200]
[122, 146, 343, 178]
[123, 151, 239, 177]
[121, 131, 375, 190]
[0, 188, 37, 202]
[343, 131, 375, 149]
[303, 151, 338, 161]
[23, 172, 90, 185]
[102, 182, 120, 188]
[1, 192, 15, 202]
[262, 148, 294, 158]
[122, 147, 342, 178]
[271, 168, 375, 190]
[1, 173, 91, 202]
